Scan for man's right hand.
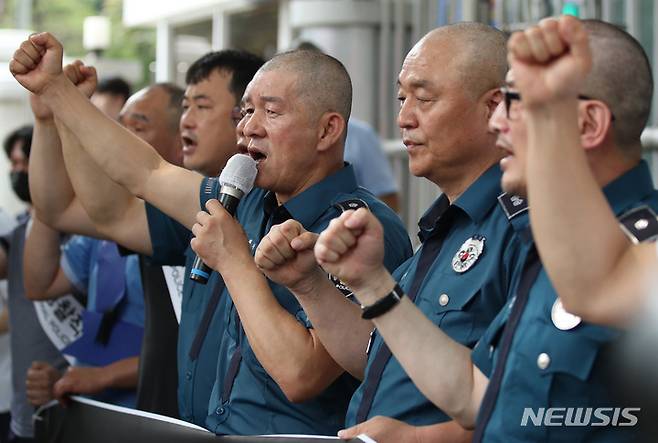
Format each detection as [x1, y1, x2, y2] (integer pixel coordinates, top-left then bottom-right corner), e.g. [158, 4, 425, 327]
[30, 60, 97, 120]
[314, 208, 391, 296]
[10, 32, 64, 95]
[63, 60, 98, 99]
[25, 361, 61, 406]
[255, 219, 325, 295]
[508, 16, 592, 108]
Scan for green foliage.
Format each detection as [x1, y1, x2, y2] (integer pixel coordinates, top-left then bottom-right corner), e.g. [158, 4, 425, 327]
[0, 0, 155, 88]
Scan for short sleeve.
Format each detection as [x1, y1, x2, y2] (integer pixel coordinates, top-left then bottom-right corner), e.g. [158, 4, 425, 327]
[145, 202, 191, 266]
[60, 235, 95, 293]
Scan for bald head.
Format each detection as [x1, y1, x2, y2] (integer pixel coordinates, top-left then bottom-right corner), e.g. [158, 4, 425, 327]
[581, 20, 653, 153]
[151, 83, 185, 133]
[418, 22, 508, 98]
[259, 50, 352, 128]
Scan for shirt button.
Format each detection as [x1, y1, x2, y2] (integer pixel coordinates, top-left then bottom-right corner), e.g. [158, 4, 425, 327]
[185, 371, 192, 381]
[216, 407, 225, 415]
[537, 353, 551, 370]
[439, 293, 450, 306]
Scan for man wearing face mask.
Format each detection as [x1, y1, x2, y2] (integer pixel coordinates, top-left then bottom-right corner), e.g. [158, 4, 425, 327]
[6, 127, 31, 203]
[0, 126, 69, 443]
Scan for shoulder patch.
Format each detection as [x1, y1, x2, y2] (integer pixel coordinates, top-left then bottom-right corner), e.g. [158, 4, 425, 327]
[497, 193, 528, 220]
[333, 198, 370, 213]
[618, 205, 658, 244]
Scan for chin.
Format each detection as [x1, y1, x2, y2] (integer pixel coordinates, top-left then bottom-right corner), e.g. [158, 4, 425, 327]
[501, 174, 528, 197]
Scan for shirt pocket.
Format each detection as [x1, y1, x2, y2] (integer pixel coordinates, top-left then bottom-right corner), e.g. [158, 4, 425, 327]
[417, 283, 480, 346]
[518, 325, 606, 409]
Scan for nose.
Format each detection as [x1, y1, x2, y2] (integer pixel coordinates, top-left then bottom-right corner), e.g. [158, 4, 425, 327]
[397, 98, 418, 130]
[243, 110, 265, 139]
[180, 106, 196, 130]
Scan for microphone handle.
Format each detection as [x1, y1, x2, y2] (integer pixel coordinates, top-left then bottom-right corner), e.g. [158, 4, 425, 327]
[189, 189, 242, 284]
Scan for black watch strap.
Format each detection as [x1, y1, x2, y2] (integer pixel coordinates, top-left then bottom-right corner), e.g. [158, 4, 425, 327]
[361, 284, 405, 319]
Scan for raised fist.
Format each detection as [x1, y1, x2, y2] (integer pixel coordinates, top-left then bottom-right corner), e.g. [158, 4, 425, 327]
[10, 32, 64, 95]
[508, 16, 592, 107]
[314, 208, 387, 294]
[63, 60, 98, 99]
[255, 219, 324, 294]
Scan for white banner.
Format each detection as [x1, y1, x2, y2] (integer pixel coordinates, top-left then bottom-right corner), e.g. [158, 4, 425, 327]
[162, 266, 184, 324]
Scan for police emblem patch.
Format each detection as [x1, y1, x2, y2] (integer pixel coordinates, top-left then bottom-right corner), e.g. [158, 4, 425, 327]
[452, 235, 485, 273]
[551, 298, 581, 331]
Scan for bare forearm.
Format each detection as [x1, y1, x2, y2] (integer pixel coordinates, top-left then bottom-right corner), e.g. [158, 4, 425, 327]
[354, 271, 484, 428]
[525, 101, 631, 316]
[223, 263, 343, 402]
[292, 274, 371, 379]
[43, 75, 161, 198]
[29, 117, 75, 226]
[23, 217, 72, 300]
[56, 119, 153, 255]
[415, 421, 473, 443]
[44, 75, 202, 230]
[100, 357, 139, 389]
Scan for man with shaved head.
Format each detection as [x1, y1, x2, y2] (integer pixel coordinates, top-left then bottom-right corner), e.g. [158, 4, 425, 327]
[312, 17, 650, 442]
[252, 23, 530, 441]
[9, 36, 411, 435]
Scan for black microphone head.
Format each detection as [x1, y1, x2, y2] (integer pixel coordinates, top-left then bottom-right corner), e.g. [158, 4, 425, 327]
[219, 154, 258, 195]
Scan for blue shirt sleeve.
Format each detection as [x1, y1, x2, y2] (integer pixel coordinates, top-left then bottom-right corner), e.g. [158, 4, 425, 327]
[145, 202, 190, 266]
[344, 120, 398, 196]
[60, 235, 94, 294]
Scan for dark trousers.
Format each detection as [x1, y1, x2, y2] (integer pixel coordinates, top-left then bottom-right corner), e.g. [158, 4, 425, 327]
[7, 426, 33, 443]
[0, 413, 8, 443]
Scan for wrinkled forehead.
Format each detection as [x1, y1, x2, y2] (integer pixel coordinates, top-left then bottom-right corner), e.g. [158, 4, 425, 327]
[399, 39, 461, 87]
[243, 68, 299, 104]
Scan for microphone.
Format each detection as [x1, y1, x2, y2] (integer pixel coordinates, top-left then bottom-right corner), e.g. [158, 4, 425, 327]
[190, 153, 258, 284]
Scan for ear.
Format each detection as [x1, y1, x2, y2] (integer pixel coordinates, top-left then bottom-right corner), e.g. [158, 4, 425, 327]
[579, 101, 613, 150]
[316, 112, 346, 153]
[483, 87, 503, 121]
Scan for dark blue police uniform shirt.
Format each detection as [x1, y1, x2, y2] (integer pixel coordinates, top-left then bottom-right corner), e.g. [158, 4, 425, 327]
[145, 203, 227, 426]
[345, 164, 530, 426]
[472, 161, 656, 442]
[200, 164, 412, 435]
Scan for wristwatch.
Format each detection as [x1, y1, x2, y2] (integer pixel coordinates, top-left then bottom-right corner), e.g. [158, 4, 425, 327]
[361, 284, 405, 319]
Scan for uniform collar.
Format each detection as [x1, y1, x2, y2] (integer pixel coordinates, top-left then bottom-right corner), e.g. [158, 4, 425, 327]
[452, 164, 503, 223]
[603, 160, 655, 214]
[417, 164, 502, 241]
[262, 164, 359, 229]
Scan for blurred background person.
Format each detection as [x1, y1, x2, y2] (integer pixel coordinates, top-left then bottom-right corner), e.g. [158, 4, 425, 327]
[0, 126, 69, 443]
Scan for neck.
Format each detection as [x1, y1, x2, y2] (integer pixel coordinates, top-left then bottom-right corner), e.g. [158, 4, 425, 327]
[588, 144, 641, 189]
[434, 158, 499, 204]
[275, 158, 343, 205]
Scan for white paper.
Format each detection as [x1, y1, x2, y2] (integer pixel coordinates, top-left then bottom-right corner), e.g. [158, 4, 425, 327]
[162, 265, 185, 324]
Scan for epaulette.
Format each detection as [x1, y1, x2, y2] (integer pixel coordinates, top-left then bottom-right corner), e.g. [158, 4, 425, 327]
[497, 193, 529, 235]
[333, 198, 370, 213]
[497, 193, 528, 220]
[618, 205, 658, 244]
